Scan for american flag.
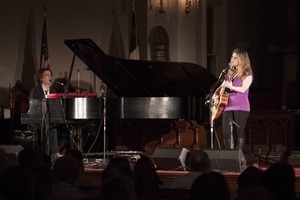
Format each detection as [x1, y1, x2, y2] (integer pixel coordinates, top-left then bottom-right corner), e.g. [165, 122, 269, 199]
[40, 7, 50, 68]
[129, 10, 140, 60]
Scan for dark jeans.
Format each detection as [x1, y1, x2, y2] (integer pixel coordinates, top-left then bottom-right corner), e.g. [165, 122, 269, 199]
[222, 110, 249, 140]
[48, 128, 59, 155]
[48, 125, 69, 155]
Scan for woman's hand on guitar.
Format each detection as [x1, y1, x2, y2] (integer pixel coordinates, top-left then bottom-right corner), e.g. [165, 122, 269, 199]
[222, 81, 233, 90]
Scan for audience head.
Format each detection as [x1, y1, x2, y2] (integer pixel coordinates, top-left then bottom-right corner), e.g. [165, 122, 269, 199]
[41, 154, 52, 168]
[52, 154, 80, 184]
[100, 175, 136, 200]
[190, 171, 231, 200]
[237, 166, 264, 195]
[187, 150, 210, 172]
[101, 156, 133, 181]
[260, 163, 296, 200]
[133, 156, 163, 192]
[236, 186, 275, 200]
[29, 163, 52, 199]
[66, 149, 85, 175]
[18, 148, 42, 168]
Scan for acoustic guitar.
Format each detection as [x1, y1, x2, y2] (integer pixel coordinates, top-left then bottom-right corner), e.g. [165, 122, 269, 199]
[211, 68, 237, 121]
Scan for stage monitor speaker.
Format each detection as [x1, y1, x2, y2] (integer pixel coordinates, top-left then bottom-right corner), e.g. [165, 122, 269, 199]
[152, 147, 190, 171]
[0, 145, 24, 166]
[203, 149, 246, 172]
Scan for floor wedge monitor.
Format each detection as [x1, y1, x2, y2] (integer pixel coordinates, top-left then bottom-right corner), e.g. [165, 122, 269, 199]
[203, 149, 246, 172]
[152, 147, 190, 171]
[0, 145, 24, 166]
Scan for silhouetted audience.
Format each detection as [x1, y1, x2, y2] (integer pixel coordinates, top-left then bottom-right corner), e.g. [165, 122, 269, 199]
[236, 186, 274, 200]
[86, 156, 134, 199]
[0, 149, 7, 173]
[66, 149, 85, 175]
[133, 156, 163, 195]
[190, 171, 231, 200]
[41, 153, 52, 168]
[235, 166, 273, 200]
[29, 163, 53, 200]
[101, 156, 133, 181]
[0, 165, 35, 200]
[260, 163, 296, 200]
[3, 146, 300, 200]
[100, 175, 137, 200]
[172, 149, 210, 189]
[66, 149, 97, 190]
[18, 148, 42, 168]
[51, 154, 86, 198]
[236, 166, 264, 196]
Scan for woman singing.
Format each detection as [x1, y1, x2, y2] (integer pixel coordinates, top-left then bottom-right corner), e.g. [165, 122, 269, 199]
[221, 48, 253, 150]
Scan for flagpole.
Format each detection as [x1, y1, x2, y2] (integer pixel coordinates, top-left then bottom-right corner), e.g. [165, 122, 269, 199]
[40, 5, 50, 69]
[129, 1, 140, 60]
[40, 6, 46, 69]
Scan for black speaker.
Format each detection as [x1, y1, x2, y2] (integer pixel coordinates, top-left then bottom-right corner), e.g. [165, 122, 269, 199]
[203, 149, 246, 172]
[152, 147, 190, 171]
[0, 145, 24, 166]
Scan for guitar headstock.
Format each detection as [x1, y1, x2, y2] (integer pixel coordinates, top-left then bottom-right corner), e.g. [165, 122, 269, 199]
[229, 66, 238, 81]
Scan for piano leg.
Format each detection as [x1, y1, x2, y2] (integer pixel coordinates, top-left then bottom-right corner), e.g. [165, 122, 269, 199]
[70, 125, 84, 152]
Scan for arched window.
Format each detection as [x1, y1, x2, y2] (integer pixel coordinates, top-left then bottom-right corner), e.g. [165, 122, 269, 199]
[149, 26, 169, 61]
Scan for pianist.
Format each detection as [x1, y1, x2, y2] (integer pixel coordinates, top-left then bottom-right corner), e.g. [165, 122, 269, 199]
[30, 68, 61, 158]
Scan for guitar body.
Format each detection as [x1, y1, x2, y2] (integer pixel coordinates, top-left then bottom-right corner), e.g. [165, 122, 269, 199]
[211, 86, 229, 121]
[210, 67, 237, 123]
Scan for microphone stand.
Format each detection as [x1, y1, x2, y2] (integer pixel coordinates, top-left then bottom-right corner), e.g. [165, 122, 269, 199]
[68, 84, 88, 92]
[207, 70, 226, 149]
[208, 94, 214, 149]
[100, 82, 107, 166]
[52, 80, 88, 153]
[52, 81, 87, 93]
[226, 114, 240, 149]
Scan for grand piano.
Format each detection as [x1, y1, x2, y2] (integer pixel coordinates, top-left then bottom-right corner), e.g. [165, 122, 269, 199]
[64, 39, 217, 151]
[64, 39, 216, 119]
[21, 38, 217, 152]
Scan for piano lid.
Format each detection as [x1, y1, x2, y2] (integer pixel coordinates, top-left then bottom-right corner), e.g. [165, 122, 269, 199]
[64, 39, 217, 97]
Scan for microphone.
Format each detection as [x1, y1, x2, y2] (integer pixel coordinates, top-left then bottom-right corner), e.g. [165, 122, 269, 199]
[218, 63, 231, 79]
[222, 63, 231, 73]
[52, 80, 64, 86]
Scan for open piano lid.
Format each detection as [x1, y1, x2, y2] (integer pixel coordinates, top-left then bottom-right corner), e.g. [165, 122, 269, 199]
[64, 39, 217, 97]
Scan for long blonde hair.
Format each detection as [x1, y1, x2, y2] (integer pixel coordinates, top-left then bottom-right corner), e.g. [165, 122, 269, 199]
[232, 48, 252, 80]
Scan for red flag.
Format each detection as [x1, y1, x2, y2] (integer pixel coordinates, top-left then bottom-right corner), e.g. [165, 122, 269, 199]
[129, 10, 140, 60]
[40, 7, 50, 68]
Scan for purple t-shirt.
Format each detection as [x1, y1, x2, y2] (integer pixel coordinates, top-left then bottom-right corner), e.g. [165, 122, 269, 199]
[224, 72, 253, 112]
